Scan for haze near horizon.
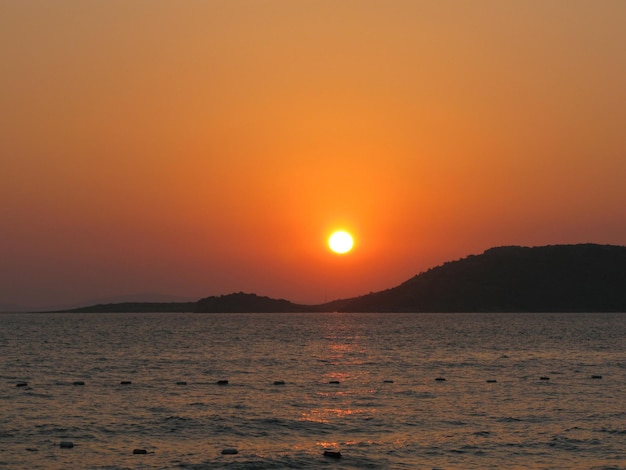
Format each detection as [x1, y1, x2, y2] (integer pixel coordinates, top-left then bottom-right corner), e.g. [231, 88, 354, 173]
[1, 1, 625, 309]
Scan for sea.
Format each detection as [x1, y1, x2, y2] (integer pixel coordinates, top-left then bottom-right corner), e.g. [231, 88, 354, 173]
[1, 311, 624, 469]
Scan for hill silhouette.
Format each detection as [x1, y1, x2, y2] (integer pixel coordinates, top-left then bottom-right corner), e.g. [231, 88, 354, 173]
[195, 292, 315, 313]
[338, 244, 626, 312]
[193, 292, 354, 313]
[52, 244, 626, 313]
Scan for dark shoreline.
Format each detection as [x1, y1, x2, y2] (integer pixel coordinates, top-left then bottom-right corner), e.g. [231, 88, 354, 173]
[31, 243, 626, 314]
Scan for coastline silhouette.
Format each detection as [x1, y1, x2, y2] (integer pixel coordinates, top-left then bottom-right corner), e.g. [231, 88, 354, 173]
[56, 243, 626, 314]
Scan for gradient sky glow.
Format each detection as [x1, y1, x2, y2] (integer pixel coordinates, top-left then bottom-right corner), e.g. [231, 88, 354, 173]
[1, 1, 625, 308]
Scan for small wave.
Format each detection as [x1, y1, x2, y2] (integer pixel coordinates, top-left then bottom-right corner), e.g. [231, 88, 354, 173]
[496, 417, 522, 423]
[187, 402, 209, 408]
[598, 428, 626, 435]
[449, 448, 468, 454]
[22, 391, 54, 399]
[165, 416, 193, 422]
[445, 420, 468, 426]
[148, 406, 171, 413]
[395, 390, 435, 399]
[548, 436, 583, 451]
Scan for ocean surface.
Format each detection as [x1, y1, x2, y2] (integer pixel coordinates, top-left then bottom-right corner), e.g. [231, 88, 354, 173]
[1, 312, 625, 469]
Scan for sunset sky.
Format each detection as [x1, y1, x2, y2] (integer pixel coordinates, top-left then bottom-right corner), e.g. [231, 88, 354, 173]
[1, 1, 625, 309]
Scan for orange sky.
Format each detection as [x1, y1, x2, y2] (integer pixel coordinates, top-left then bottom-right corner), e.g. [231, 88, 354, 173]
[1, 1, 625, 308]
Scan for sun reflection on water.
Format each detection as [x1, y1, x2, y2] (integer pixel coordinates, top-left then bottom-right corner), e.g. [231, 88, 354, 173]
[299, 407, 376, 424]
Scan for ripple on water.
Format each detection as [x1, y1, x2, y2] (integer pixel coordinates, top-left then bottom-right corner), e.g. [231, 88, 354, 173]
[1, 312, 625, 469]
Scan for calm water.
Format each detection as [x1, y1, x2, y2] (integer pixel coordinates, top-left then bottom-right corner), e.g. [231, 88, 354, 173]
[1, 312, 625, 469]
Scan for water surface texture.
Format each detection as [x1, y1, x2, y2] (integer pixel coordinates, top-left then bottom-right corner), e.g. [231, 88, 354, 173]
[1, 312, 624, 469]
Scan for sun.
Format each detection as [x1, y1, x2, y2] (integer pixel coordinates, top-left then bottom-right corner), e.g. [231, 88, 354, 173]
[328, 230, 354, 254]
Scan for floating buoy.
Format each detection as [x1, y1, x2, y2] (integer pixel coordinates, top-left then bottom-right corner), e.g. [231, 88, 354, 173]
[273, 380, 285, 385]
[59, 441, 74, 448]
[539, 376, 550, 381]
[323, 450, 342, 459]
[133, 449, 147, 454]
[486, 379, 497, 383]
[591, 375, 602, 379]
[328, 380, 340, 384]
[435, 377, 446, 382]
[221, 448, 238, 455]
[73, 381, 85, 386]
[217, 380, 229, 385]
[176, 381, 187, 386]
[383, 380, 394, 383]
[16, 382, 28, 387]
[120, 381, 132, 385]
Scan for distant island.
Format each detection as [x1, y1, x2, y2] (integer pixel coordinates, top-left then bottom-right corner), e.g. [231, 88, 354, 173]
[53, 244, 626, 313]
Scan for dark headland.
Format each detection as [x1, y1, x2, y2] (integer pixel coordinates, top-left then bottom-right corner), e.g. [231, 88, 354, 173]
[56, 244, 626, 313]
